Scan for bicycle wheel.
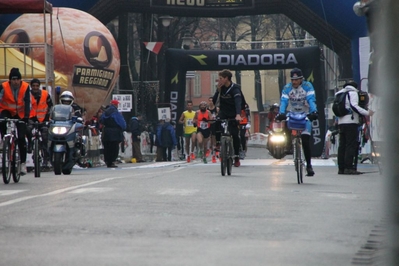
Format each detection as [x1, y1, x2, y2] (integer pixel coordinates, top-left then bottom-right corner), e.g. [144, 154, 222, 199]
[220, 137, 227, 176]
[2, 136, 12, 184]
[12, 140, 21, 183]
[226, 140, 233, 176]
[34, 138, 40, 177]
[295, 138, 303, 184]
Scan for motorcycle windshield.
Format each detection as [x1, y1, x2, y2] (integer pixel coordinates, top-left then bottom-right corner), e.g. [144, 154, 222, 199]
[51, 105, 74, 121]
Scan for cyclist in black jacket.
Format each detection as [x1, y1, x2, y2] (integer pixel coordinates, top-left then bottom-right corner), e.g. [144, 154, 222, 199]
[212, 69, 242, 167]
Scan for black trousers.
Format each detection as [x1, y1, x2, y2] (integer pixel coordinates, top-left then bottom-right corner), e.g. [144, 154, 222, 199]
[103, 141, 120, 166]
[162, 146, 173, 161]
[215, 119, 240, 156]
[338, 124, 359, 171]
[239, 124, 247, 151]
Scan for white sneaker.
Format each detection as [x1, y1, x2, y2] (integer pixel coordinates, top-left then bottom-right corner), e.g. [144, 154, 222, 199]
[20, 163, 27, 175]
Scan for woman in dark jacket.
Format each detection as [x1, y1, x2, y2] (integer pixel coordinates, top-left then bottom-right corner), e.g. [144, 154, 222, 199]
[100, 100, 126, 168]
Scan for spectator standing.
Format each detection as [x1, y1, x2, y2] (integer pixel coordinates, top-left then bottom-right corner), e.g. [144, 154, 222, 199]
[155, 119, 165, 162]
[99, 99, 126, 168]
[130, 114, 145, 162]
[157, 118, 177, 161]
[336, 82, 374, 175]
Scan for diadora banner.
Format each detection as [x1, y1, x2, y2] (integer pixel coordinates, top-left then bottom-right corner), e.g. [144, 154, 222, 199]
[165, 46, 326, 156]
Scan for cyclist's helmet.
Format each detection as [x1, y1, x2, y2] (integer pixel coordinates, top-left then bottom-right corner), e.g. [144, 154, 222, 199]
[273, 103, 279, 108]
[59, 91, 75, 105]
[290, 68, 303, 80]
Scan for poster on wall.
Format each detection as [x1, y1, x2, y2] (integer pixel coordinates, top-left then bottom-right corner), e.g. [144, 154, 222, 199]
[158, 107, 171, 120]
[112, 94, 132, 112]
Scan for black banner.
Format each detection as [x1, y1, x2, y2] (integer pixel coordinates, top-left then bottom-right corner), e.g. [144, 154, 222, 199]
[164, 46, 325, 156]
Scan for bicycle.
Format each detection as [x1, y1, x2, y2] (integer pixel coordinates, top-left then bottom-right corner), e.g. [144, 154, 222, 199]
[218, 118, 236, 176]
[30, 121, 48, 178]
[1, 118, 23, 184]
[286, 112, 308, 184]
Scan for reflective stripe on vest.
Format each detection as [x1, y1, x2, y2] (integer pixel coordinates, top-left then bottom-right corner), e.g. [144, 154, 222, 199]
[30, 90, 49, 122]
[0, 81, 29, 118]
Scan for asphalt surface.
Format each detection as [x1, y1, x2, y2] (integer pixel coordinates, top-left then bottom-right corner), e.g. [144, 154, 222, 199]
[0, 147, 386, 266]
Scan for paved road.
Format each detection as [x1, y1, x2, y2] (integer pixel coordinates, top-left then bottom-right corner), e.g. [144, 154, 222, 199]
[0, 147, 384, 266]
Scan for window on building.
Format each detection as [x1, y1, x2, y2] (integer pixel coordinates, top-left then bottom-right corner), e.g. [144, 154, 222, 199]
[210, 72, 218, 95]
[193, 73, 201, 97]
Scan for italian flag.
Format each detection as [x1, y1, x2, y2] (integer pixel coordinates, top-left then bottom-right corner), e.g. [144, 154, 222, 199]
[144, 42, 164, 55]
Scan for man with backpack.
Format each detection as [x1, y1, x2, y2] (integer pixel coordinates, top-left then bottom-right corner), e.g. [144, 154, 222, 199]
[334, 82, 374, 175]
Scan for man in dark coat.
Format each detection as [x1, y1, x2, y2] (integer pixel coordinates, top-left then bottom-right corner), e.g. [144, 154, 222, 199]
[100, 100, 126, 168]
[129, 114, 144, 162]
[157, 118, 177, 161]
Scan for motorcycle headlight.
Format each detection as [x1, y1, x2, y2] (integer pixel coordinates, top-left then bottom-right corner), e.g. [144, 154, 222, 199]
[270, 135, 286, 143]
[51, 126, 68, 135]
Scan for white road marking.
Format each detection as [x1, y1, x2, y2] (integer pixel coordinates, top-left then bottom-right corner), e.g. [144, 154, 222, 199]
[0, 190, 27, 196]
[68, 187, 114, 194]
[122, 161, 184, 169]
[157, 188, 199, 196]
[190, 159, 336, 167]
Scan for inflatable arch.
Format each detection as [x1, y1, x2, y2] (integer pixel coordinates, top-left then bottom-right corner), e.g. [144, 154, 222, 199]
[165, 46, 326, 156]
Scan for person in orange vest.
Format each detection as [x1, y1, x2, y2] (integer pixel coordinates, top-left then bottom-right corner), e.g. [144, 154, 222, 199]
[28, 78, 53, 167]
[0, 68, 31, 175]
[239, 103, 251, 159]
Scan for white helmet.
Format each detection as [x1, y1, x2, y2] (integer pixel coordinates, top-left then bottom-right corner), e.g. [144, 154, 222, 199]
[59, 91, 74, 105]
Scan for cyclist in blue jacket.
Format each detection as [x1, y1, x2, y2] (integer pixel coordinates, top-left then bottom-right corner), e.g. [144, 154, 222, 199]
[276, 68, 319, 176]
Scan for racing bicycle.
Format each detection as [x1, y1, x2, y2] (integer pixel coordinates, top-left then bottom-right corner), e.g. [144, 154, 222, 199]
[286, 112, 308, 184]
[30, 121, 48, 177]
[1, 118, 23, 184]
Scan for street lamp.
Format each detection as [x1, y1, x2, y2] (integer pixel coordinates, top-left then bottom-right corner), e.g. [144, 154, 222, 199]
[181, 31, 193, 49]
[157, 16, 173, 105]
[159, 15, 173, 27]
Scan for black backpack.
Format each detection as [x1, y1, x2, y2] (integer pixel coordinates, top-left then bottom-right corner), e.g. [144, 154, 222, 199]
[332, 91, 351, 117]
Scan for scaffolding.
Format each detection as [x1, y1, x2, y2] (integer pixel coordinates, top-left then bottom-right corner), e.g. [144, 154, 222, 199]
[0, 0, 55, 96]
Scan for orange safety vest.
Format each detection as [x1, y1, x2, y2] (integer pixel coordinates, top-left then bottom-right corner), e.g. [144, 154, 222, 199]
[240, 109, 248, 124]
[0, 81, 29, 118]
[197, 110, 210, 130]
[30, 90, 49, 122]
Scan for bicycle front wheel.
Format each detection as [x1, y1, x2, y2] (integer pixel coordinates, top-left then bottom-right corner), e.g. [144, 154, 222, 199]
[12, 141, 21, 183]
[33, 138, 40, 178]
[2, 136, 12, 184]
[295, 138, 303, 184]
[227, 140, 233, 176]
[220, 137, 227, 176]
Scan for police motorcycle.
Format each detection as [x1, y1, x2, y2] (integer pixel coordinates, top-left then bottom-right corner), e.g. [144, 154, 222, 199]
[48, 104, 87, 175]
[267, 120, 287, 159]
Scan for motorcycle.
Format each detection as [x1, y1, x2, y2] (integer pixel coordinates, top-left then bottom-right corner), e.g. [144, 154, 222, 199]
[267, 120, 287, 159]
[48, 104, 87, 175]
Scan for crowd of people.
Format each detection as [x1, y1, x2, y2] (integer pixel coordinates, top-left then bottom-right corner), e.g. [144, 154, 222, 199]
[0, 67, 374, 176]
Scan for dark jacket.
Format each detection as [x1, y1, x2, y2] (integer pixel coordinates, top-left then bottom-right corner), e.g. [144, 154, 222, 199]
[212, 82, 242, 118]
[130, 117, 142, 141]
[157, 122, 177, 148]
[100, 105, 126, 142]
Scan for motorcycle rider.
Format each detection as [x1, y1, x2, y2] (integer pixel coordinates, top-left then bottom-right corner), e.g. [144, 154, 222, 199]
[276, 68, 319, 176]
[59, 91, 85, 118]
[28, 78, 53, 167]
[58, 90, 86, 163]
